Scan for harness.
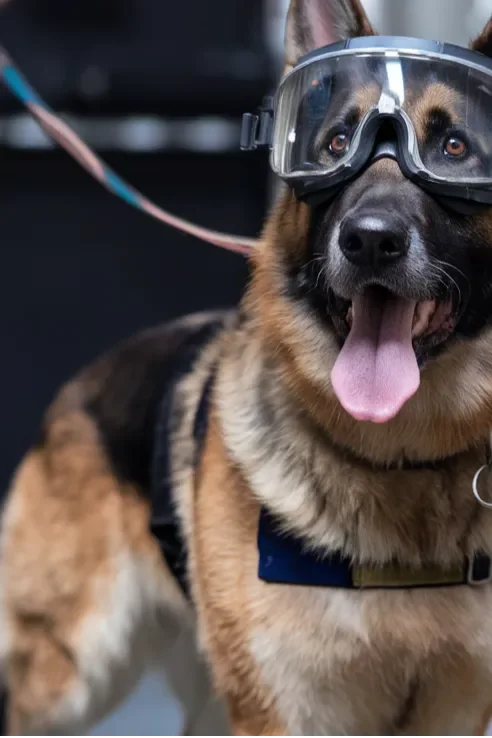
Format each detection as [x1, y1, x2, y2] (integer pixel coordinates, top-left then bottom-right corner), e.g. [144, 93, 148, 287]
[149, 332, 492, 595]
[150, 322, 220, 597]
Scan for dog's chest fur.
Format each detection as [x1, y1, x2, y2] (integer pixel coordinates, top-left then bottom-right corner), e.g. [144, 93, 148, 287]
[248, 582, 492, 735]
[179, 323, 492, 735]
[193, 437, 492, 734]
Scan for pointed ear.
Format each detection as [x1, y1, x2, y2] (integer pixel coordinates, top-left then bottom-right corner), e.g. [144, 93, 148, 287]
[285, 0, 376, 67]
[471, 16, 492, 57]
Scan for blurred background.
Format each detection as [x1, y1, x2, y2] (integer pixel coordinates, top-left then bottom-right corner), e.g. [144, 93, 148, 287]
[0, 0, 489, 734]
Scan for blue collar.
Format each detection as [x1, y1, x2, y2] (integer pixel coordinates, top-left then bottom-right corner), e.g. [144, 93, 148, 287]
[257, 509, 492, 589]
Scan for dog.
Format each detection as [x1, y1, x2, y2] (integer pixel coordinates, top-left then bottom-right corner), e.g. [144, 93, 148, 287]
[4, 0, 492, 734]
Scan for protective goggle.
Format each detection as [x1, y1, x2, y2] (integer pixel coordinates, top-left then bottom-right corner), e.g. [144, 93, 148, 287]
[242, 36, 492, 211]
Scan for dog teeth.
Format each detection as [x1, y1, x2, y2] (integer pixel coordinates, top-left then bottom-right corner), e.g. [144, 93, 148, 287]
[412, 300, 436, 338]
[346, 297, 454, 339]
[427, 299, 454, 335]
[347, 305, 353, 328]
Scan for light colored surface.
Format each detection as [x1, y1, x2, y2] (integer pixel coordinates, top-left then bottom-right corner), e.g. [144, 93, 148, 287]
[89, 670, 229, 736]
[90, 674, 184, 736]
[363, 0, 490, 44]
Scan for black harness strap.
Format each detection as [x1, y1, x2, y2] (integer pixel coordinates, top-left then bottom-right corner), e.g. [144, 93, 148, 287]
[150, 322, 220, 598]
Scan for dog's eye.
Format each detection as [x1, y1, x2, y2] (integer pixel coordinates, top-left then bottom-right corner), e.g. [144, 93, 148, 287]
[329, 132, 349, 155]
[444, 136, 467, 159]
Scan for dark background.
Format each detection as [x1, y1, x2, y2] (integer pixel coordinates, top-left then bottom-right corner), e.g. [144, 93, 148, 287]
[0, 0, 276, 491]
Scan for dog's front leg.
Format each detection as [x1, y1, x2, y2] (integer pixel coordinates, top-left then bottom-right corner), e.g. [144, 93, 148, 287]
[230, 718, 288, 736]
[227, 697, 287, 736]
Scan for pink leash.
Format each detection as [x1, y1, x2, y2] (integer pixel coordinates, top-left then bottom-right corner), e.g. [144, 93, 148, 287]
[0, 49, 258, 257]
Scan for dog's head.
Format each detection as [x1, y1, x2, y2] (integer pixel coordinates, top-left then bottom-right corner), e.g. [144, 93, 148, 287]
[251, 1, 492, 463]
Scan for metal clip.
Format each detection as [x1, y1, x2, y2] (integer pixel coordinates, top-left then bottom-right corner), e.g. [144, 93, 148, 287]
[472, 431, 492, 508]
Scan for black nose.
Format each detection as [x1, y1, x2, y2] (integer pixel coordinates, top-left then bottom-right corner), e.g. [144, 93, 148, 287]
[339, 211, 409, 268]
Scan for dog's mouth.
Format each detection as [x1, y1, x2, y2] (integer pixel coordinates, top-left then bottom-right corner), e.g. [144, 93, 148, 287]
[329, 286, 459, 424]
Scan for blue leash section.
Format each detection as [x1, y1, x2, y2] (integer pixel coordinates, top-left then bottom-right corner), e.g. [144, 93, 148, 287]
[0, 49, 256, 256]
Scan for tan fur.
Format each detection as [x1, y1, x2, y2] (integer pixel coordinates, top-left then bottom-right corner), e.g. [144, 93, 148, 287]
[285, 0, 374, 67]
[1, 409, 185, 733]
[409, 83, 462, 140]
[0, 315, 230, 735]
[4, 200, 492, 734]
[4, 3, 492, 735]
[249, 196, 492, 466]
[186, 333, 492, 733]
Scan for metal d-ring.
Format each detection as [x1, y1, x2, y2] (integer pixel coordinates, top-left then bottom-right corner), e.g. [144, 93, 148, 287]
[473, 432, 492, 509]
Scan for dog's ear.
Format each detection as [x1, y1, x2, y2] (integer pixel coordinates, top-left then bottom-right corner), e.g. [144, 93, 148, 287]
[285, 0, 376, 67]
[471, 16, 492, 57]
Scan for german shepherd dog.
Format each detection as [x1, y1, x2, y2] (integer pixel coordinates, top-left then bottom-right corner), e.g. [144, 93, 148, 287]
[5, 1, 492, 734]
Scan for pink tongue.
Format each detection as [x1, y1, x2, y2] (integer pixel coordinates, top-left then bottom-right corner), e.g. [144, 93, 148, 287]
[331, 292, 420, 424]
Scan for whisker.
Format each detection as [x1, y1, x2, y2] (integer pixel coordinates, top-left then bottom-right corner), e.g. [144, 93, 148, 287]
[428, 262, 462, 306]
[434, 259, 470, 290]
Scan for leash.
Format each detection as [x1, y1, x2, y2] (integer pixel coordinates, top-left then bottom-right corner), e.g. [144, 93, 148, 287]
[0, 49, 257, 257]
